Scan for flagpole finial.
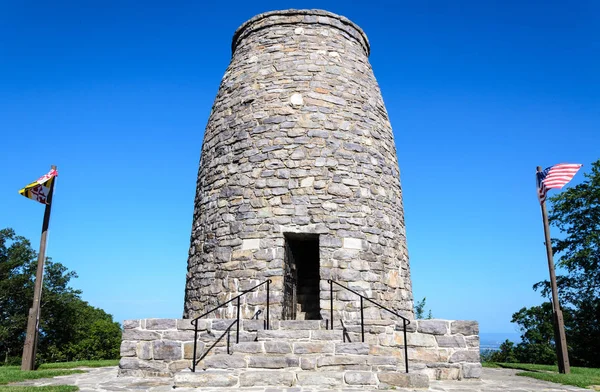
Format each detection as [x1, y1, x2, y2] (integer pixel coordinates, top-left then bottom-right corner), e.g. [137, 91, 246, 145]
[537, 166, 542, 172]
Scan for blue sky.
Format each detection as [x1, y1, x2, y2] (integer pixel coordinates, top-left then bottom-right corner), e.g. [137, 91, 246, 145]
[1, 1, 598, 335]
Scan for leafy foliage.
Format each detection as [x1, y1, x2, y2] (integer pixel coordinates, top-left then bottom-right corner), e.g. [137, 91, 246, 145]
[0, 228, 121, 365]
[413, 297, 433, 319]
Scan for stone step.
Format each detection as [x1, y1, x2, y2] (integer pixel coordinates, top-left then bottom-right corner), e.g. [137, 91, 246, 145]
[256, 329, 343, 342]
[173, 369, 429, 388]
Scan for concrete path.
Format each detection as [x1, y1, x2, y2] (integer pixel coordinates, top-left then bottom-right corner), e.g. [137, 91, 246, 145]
[11, 366, 591, 392]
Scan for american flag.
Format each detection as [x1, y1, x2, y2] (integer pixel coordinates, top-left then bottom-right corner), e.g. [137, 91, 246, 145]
[537, 163, 583, 204]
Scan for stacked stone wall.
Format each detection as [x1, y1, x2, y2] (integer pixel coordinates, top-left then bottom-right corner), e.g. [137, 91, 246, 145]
[119, 318, 481, 381]
[184, 9, 413, 321]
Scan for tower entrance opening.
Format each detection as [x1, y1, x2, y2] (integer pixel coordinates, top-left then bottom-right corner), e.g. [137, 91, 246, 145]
[283, 234, 320, 320]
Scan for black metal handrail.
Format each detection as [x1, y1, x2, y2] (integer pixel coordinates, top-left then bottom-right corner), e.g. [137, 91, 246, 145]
[327, 279, 411, 373]
[191, 279, 271, 372]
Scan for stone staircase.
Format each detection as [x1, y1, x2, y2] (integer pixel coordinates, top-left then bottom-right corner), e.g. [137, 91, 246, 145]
[173, 320, 427, 388]
[120, 317, 481, 388]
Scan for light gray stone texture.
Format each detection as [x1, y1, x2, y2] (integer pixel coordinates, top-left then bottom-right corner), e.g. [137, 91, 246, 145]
[451, 320, 479, 336]
[145, 319, 176, 330]
[175, 371, 237, 387]
[345, 371, 377, 385]
[152, 341, 181, 361]
[449, 350, 480, 363]
[239, 371, 295, 387]
[182, 8, 415, 322]
[14, 365, 592, 392]
[417, 320, 448, 335]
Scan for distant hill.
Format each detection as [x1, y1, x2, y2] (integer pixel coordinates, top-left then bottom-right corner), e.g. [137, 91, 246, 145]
[480, 332, 521, 351]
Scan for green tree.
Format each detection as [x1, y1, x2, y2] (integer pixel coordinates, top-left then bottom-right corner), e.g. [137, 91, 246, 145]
[0, 228, 121, 365]
[487, 339, 518, 363]
[511, 302, 562, 364]
[414, 297, 433, 319]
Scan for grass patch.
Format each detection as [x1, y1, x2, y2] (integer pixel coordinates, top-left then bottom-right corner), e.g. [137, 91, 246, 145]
[38, 360, 118, 369]
[482, 362, 501, 368]
[0, 367, 83, 385]
[0, 386, 78, 392]
[495, 363, 600, 389]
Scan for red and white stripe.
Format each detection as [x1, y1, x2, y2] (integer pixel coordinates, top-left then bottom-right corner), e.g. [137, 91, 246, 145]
[543, 163, 583, 189]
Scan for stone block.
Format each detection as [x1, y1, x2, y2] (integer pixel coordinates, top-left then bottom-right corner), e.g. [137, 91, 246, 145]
[233, 342, 264, 353]
[201, 354, 246, 369]
[317, 355, 367, 368]
[175, 371, 238, 387]
[122, 320, 139, 329]
[178, 319, 207, 331]
[152, 340, 181, 360]
[296, 371, 343, 387]
[345, 371, 377, 385]
[239, 371, 294, 387]
[406, 332, 437, 347]
[462, 363, 482, 378]
[293, 342, 334, 354]
[367, 356, 398, 366]
[310, 330, 342, 341]
[279, 320, 321, 330]
[162, 330, 195, 341]
[211, 319, 238, 331]
[436, 335, 467, 348]
[119, 357, 139, 370]
[377, 372, 429, 388]
[145, 318, 176, 330]
[242, 319, 265, 331]
[451, 320, 479, 336]
[122, 329, 160, 341]
[137, 359, 168, 373]
[300, 356, 316, 370]
[264, 341, 292, 354]
[466, 335, 480, 348]
[369, 345, 404, 357]
[247, 355, 299, 369]
[137, 341, 153, 360]
[120, 341, 136, 357]
[258, 330, 310, 340]
[417, 320, 449, 335]
[449, 350, 480, 363]
[183, 341, 206, 359]
[408, 348, 441, 362]
[335, 342, 369, 354]
[242, 238, 260, 250]
[168, 360, 191, 373]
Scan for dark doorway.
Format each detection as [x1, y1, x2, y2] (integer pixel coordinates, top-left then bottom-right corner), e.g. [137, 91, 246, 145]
[283, 234, 320, 320]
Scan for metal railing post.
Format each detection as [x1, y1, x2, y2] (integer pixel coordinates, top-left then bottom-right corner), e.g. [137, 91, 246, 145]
[360, 296, 364, 343]
[266, 279, 270, 330]
[403, 318, 409, 373]
[329, 280, 333, 330]
[192, 319, 198, 372]
[236, 296, 241, 344]
[227, 328, 231, 355]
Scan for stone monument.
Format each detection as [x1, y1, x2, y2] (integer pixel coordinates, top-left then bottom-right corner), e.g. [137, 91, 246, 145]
[184, 9, 413, 322]
[119, 10, 481, 384]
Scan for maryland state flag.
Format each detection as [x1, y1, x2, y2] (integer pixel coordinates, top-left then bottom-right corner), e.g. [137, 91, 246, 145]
[19, 169, 58, 205]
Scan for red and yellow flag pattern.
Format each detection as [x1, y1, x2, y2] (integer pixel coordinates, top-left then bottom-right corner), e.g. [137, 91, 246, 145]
[19, 169, 58, 205]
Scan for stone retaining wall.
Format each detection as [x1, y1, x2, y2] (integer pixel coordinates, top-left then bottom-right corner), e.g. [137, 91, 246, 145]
[119, 318, 481, 381]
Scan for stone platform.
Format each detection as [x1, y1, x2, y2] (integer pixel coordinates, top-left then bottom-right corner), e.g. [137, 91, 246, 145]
[119, 318, 481, 388]
[13, 366, 591, 392]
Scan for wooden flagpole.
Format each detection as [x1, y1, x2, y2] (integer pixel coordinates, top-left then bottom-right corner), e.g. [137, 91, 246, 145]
[537, 166, 570, 374]
[21, 165, 57, 371]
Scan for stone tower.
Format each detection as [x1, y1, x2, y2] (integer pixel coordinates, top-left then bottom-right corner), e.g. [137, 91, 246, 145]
[184, 9, 414, 322]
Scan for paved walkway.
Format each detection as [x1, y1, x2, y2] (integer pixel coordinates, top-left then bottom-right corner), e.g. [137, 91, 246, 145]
[11, 366, 591, 392]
